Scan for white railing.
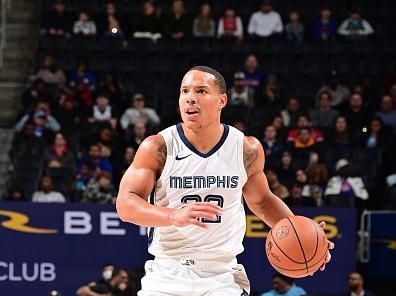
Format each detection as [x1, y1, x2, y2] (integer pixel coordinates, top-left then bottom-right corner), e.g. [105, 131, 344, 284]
[0, 0, 7, 68]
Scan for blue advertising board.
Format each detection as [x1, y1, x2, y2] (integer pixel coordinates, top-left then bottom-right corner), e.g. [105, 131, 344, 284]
[0, 202, 356, 296]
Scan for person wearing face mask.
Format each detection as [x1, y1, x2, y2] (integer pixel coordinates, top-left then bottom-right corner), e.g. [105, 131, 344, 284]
[76, 264, 114, 296]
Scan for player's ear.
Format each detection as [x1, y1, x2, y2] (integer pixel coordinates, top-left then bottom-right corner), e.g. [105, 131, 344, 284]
[219, 93, 227, 110]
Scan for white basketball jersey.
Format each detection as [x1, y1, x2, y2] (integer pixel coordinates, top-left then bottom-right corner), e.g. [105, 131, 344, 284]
[147, 124, 248, 260]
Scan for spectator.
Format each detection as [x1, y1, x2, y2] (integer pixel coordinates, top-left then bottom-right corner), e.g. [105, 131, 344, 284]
[76, 264, 115, 296]
[15, 102, 61, 133]
[325, 159, 369, 206]
[262, 125, 284, 167]
[133, 0, 162, 41]
[327, 116, 352, 159]
[88, 94, 117, 130]
[114, 146, 136, 185]
[340, 93, 371, 138]
[70, 58, 97, 91]
[77, 144, 112, 174]
[75, 161, 96, 195]
[375, 95, 396, 134]
[344, 272, 376, 296]
[313, 7, 337, 41]
[256, 74, 283, 109]
[120, 93, 160, 130]
[98, 73, 125, 109]
[89, 268, 129, 296]
[316, 71, 350, 108]
[127, 121, 148, 148]
[388, 83, 396, 109]
[243, 54, 262, 89]
[228, 71, 254, 107]
[276, 151, 295, 189]
[43, 132, 75, 170]
[32, 176, 66, 203]
[21, 79, 51, 112]
[361, 117, 393, 149]
[289, 127, 322, 169]
[338, 9, 374, 41]
[41, 0, 71, 38]
[272, 114, 287, 141]
[310, 90, 339, 129]
[82, 171, 116, 204]
[73, 10, 96, 36]
[281, 97, 303, 128]
[304, 163, 329, 206]
[55, 95, 82, 136]
[33, 54, 67, 88]
[266, 169, 289, 200]
[96, 127, 118, 159]
[15, 110, 58, 143]
[248, 0, 283, 38]
[217, 7, 243, 42]
[284, 183, 316, 207]
[5, 186, 26, 202]
[260, 272, 306, 296]
[285, 10, 304, 43]
[231, 119, 247, 134]
[99, 2, 125, 39]
[193, 3, 215, 38]
[286, 114, 324, 143]
[164, 0, 191, 39]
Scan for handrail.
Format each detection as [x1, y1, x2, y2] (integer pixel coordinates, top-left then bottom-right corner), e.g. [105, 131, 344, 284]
[0, 0, 7, 68]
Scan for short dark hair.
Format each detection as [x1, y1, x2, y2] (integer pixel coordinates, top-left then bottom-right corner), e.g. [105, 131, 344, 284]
[273, 272, 294, 285]
[187, 66, 227, 94]
[111, 267, 128, 279]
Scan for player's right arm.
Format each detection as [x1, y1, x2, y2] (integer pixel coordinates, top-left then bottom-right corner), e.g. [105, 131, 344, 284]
[116, 135, 222, 228]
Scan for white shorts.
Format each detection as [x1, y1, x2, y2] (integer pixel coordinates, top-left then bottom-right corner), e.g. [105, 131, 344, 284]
[138, 256, 250, 296]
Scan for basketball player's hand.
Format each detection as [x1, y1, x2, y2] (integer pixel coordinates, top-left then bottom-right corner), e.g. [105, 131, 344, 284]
[318, 221, 335, 272]
[169, 202, 222, 228]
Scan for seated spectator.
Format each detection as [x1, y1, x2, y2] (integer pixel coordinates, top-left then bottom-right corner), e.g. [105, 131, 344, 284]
[76, 264, 115, 295]
[272, 114, 287, 141]
[5, 186, 26, 202]
[327, 116, 352, 158]
[266, 169, 289, 199]
[32, 176, 66, 203]
[256, 75, 283, 109]
[43, 132, 75, 171]
[217, 7, 243, 42]
[77, 144, 112, 175]
[243, 54, 262, 89]
[33, 54, 67, 89]
[284, 183, 316, 207]
[120, 93, 160, 131]
[88, 94, 117, 130]
[228, 71, 254, 107]
[313, 7, 337, 41]
[70, 58, 96, 91]
[14, 111, 55, 145]
[285, 10, 304, 43]
[375, 95, 396, 134]
[193, 3, 215, 38]
[73, 10, 96, 36]
[164, 0, 191, 39]
[344, 272, 376, 296]
[75, 161, 96, 194]
[262, 125, 284, 167]
[21, 79, 51, 113]
[281, 97, 303, 128]
[325, 159, 369, 206]
[99, 2, 125, 39]
[126, 122, 148, 148]
[338, 9, 374, 41]
[41, 0, 71, 38]
[316, 71, 350, 108]
[87, 268, 129, 295]
[288, 127, 322, 169]
[114, 146, 136, 185]
[304, 163, 329, 206]
[98, 73, 125, 109]
[275, 151, 295, 189]
[360, 117, 393, 149]
[55, 94, 82, 136]
[248, 0, 283, 38]
[340, 93, 371, 138]
[96, 127, 118, 159]
[260, 272, 306, 296]
[82, 171, 116, 204]
[310, 90, 339, 129]
[286, 114, 324, 143]
[133, 1, 162, 41]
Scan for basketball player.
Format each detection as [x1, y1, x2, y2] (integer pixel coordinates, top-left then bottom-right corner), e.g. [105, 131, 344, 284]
[116, 66, 334, 295]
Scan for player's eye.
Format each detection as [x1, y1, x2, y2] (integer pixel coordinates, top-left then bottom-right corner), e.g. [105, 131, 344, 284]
[197, 89, 207, 94]
[181, 89, 188, 94]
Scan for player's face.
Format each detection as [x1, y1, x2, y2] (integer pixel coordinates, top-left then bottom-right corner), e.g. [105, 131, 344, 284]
[179, 70, 227, 129]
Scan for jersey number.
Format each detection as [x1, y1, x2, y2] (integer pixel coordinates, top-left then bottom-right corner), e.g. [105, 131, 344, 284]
[181, 194, 224, 223]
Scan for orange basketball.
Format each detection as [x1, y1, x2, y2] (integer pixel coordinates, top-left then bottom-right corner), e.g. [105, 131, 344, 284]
[265, 216, 328, 278]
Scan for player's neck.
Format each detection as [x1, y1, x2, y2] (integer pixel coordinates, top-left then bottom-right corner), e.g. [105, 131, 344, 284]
[181, 123, 224, 154]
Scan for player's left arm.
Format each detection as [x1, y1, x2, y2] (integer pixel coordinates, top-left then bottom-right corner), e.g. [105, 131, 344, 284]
[242, 136, 334, 271]
[242, 136, 294, 227]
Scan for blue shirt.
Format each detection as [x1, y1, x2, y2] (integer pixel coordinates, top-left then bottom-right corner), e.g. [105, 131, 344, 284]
[261, 286, 306, 296]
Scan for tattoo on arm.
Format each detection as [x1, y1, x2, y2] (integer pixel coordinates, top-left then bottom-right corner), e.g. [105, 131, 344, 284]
[156, 140, 167, 177]
[243, 142, 258, 172]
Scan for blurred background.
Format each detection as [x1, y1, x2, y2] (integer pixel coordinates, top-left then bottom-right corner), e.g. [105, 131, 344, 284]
[0, 0, 395, 295]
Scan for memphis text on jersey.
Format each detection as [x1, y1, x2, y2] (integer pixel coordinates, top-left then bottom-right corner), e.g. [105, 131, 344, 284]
[169, 175, 239, 189]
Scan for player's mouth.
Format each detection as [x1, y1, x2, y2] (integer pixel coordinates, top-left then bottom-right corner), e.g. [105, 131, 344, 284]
[185, 109, 200, 120]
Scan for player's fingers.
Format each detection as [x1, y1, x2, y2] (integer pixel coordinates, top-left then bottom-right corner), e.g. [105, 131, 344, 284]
[320, 262, 326, 271]
[328, 241, 335, 249]
[319, 221, 326, 229]
[325, 250, 332, 263]
[191, 204, 222, 215]
[192, 202, 223, 211]
[190, 210, 218, 221]
[189, 218, 208, 228]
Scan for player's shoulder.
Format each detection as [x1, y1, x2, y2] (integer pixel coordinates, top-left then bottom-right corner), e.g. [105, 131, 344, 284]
[138, 134, 166, 154]
[134, 134, 167, 172]
[242, 136, 264, 174]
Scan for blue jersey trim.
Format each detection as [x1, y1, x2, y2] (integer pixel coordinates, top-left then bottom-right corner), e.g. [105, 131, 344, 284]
[148, 187, 156, 247]
[176, 123, 229, 158]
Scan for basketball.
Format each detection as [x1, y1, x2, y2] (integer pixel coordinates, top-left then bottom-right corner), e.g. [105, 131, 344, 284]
[266, 216, 328, 278]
